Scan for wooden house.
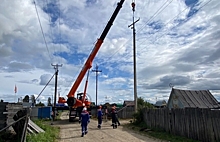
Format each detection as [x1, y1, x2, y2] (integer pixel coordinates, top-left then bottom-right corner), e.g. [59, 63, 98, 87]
[123, 100, 134, 107]
[167, 88, 220, 109]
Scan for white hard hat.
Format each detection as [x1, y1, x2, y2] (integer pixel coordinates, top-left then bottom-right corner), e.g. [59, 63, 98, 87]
[83, 107, 87, 111]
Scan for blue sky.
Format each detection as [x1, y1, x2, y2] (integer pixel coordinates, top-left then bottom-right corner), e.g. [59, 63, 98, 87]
[0, 0, 220, 105]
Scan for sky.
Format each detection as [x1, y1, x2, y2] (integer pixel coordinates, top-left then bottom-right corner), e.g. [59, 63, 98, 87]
[0, 0, 220, 106]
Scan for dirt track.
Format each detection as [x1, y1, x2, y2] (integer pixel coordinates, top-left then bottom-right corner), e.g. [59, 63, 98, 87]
[52, 111, 165, 142]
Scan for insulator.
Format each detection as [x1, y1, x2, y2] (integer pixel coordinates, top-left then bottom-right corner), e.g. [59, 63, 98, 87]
[131, 2, 135, 11]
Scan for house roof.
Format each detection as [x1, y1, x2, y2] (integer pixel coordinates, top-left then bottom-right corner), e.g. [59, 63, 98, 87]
[168, 88, 220, 108]
[155, 100, 167, 107]
[123, 100, 134, 106]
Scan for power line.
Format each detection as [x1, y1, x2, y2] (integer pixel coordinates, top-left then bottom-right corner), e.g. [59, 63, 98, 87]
[33, 0, 53, 61]
[136, 0, 213, 54]
[137, 0, 173, 33]
[58, 0, 62, 64]
[105, 0, 212, 64]
[98, 0, 173, 66]
[116, 0, 174, 61]
[44, 0, 56, 63]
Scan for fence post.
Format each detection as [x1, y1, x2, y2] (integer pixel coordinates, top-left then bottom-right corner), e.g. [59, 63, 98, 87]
[20, 115, 29, 142]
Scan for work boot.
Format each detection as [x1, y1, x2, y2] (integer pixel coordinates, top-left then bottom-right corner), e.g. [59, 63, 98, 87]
[81, 133, 84, 137]
[85, 131, 88, 135]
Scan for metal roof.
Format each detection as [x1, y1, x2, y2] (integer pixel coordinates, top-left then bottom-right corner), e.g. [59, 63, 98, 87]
[170, 88, 220, 108]
[123, 100, 134, 106]
[155, 100, 167, 107]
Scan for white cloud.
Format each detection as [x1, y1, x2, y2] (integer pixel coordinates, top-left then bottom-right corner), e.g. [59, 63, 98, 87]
[0, 0, 220, 105]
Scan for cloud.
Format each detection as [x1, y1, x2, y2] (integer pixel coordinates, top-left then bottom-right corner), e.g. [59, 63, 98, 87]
[1, 0, 220, 105]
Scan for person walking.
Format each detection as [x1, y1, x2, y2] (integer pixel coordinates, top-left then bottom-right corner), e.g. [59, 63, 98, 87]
[97, 105, 103, 129]
[115, 107, 120, 126]
[80, 107, 90, 137]
[111, 106, 117, 129]
[105, 107, 108, 122]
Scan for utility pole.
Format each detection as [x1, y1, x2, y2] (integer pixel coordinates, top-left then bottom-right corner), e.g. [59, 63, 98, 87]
[128, 1, 139, 113]
[92, 64, 102, 106]
[51, 64, 62, 120]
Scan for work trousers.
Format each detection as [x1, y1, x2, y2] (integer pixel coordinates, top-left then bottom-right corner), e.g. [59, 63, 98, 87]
[81, 123, 88, 134]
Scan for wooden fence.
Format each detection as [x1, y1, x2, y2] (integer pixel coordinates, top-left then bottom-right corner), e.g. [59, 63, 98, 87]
[6, 103, 23, 126]
[143, 108, 220, 142]
[117, 107, 134, 119]
[0, 102, 8, 130]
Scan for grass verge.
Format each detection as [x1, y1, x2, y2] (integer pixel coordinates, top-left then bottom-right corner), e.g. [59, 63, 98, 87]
[26, 119, 59, 142]
[124, 122, 199, 142]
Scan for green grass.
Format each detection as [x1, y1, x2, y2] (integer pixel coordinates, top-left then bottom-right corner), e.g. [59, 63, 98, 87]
[26, 119, 59, 142]
[124, 122, 199, 142]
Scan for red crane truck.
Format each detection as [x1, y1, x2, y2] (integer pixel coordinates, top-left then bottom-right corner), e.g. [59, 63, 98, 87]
[58, 0, 125, 122]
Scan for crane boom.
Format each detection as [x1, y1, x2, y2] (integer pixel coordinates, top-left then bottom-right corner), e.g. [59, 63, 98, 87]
[67, 0, 125, 106]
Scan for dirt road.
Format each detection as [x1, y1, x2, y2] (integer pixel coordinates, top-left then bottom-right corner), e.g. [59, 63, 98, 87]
[53, 111, 165, 142]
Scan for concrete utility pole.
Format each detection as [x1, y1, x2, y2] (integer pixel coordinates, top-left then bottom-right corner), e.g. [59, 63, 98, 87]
[51, 64, 62, 120]
[128, 1, 139, 113]
[92, 64, 102, 106]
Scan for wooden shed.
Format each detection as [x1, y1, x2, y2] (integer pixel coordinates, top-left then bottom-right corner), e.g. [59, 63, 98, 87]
[167, 88, 220, 109]
[123, 100, 134, 107]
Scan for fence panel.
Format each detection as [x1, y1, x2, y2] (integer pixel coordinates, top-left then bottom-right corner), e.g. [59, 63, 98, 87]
[142, 108, 220, 142]
[0, 102, 8, 130]
[117, 107, 134, 119]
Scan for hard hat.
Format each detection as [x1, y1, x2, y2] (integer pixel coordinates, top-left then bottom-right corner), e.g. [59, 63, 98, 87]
[83, 107, 87, 111]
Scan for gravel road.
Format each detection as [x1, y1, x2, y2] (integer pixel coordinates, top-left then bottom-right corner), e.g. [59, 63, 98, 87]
[52, 111, 165, 142]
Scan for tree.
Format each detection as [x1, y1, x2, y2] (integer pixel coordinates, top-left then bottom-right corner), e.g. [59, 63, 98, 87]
[137, 97, 154, 110]
[23, 95, 29, 102]
[133, 97, 154, 124]
[35, 102, 45, 106]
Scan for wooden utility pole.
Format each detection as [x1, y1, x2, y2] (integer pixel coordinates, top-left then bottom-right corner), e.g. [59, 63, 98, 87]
[51, 63, 62, 120]
[92, 64, 102, 106]
[128, 1, 139, 113]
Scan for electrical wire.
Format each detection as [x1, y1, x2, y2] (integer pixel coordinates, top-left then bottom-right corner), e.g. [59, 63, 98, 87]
[98, 0, 173, 66]
[122, 0, 174, 63]
[58, 0, 62, 64]
[104, 0, 212, 64]
[137, 0, 173, 33]
[136, 0, 213, 54]
[44, 0, 56, 64]
[36, 72, 56, 100]
[34, 0, 53, 62]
